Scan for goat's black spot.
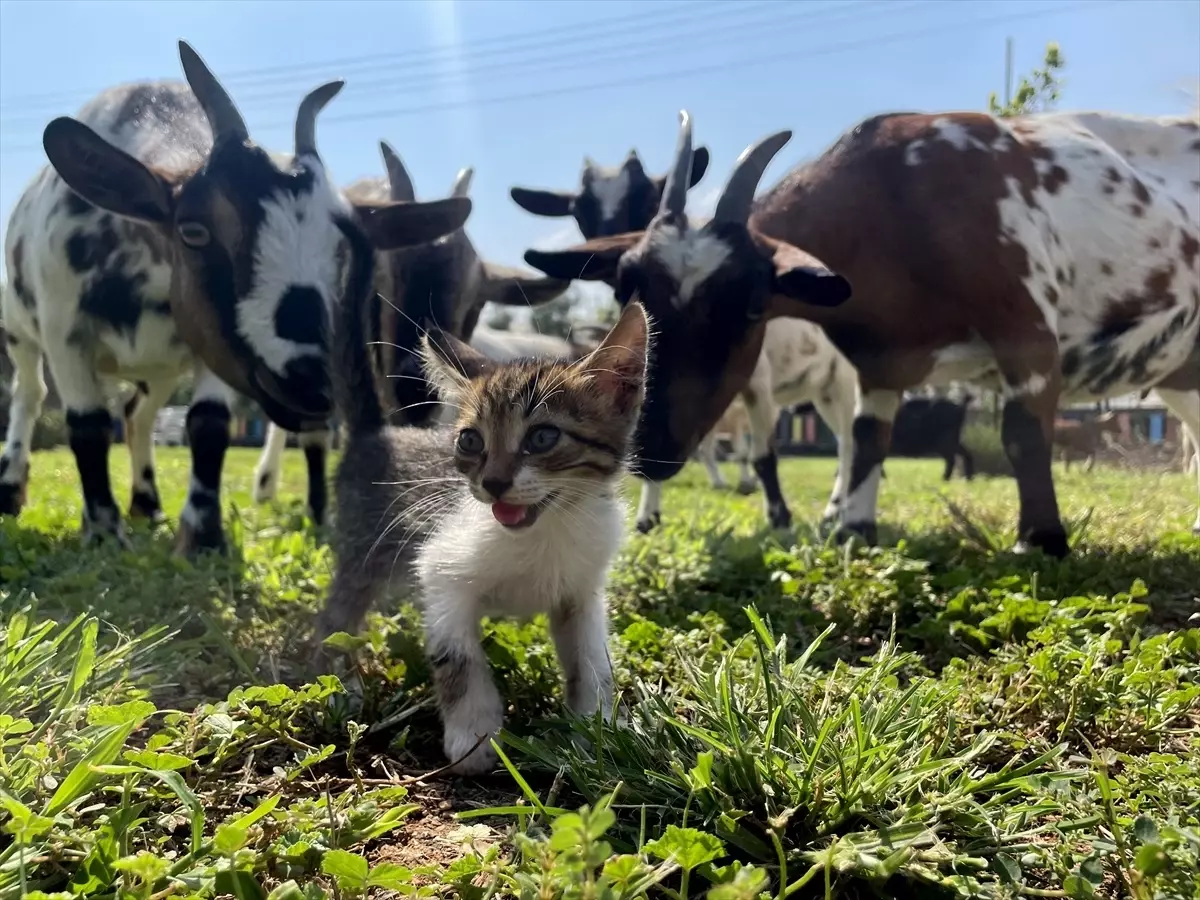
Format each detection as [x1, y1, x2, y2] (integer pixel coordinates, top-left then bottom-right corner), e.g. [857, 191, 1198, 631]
[0, 458, 9, 479]
[79, 272, 147, 336]
[274, 286, 327, 346]
[4, 331, 18, 347]
[65, 191, 92, 217]
[142, 465, 155, 484]
[11, 239, 35, 309]
[1062, 347, 1082, 377]
[848, 415, 887, 495]
[66, 222, 121, 273]
[186, 401, 231, 494]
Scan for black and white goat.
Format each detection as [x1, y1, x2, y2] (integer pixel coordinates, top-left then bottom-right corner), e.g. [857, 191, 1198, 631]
[512, 141, 859, 533]
[251, 143, 573, 519]
[524, 110, 1200, 553]
[0, 42, 470, 554]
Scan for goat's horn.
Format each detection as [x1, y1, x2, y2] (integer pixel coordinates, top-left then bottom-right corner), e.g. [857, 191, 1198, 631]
[178, 41, 249, 144]
[295, 80, 344, 160]
[713, 129, 792, 225]
[450, 167, 474, 198]
[659, 110, 693, 218]
[378, 141, 416, 202]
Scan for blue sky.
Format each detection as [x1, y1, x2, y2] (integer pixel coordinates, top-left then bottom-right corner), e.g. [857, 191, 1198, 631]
[1, 0, 1198, 286]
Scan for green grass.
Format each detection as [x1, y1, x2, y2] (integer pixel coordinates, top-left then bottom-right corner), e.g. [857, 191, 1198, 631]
[1, 446, 1198, 899]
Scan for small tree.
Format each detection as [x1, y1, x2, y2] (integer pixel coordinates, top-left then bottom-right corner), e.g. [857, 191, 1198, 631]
[989, 41, 1065, 118]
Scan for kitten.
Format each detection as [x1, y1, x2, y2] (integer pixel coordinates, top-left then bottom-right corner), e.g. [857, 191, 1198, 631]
[315, 279, 650, 775]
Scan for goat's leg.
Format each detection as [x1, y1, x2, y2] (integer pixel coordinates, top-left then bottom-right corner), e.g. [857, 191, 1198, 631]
[734, 427, 757, 494]
[836, 387, 900, 547]
[813, 387, 856, 526]
[0, 334, 47, 516]
[175, 367, 232, 558]
[252, 423, 287, 505]
[697, 431, 728, 489]
[942, 448, 956, 481]
[44, 342, 125, 545]
[1084, 452, 1096, 473]
[124, 378, 174, 522]
[958, 443, 975, 480]
[1157, 388, 1200, 534]
[299, 427, 331, 525]
[743, 388, 788, 528]
[990, 335, 1068, 557]
[635, 479, 662, 533]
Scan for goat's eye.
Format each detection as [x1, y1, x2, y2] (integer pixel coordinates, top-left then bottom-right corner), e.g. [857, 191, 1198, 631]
[457, 428, 484, 455]
[524, 424, 561, 453]
[177, 221, 211, 248]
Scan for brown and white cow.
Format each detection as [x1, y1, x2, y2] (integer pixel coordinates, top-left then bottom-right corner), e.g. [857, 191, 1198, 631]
[525, 110, 1200, 555]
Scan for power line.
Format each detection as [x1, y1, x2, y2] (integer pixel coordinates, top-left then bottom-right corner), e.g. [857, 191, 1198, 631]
[0, 0, 1119, 157]
[0, 0, 789, 113]
[0, 0, 900, 131]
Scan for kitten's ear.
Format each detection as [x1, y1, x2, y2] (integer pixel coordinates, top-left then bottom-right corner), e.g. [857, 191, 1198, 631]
[578, 302, 650, 415]
[420, 327, 493, 402]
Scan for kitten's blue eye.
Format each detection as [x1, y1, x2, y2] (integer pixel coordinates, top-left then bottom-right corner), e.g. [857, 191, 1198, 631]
[524, 425, 561, 453]
[457, 428, 484, 454]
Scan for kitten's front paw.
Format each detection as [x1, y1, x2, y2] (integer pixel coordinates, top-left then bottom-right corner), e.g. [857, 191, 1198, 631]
[443, 725, 501, 776]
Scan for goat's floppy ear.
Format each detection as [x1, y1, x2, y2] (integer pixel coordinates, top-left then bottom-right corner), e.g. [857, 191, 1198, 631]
[510, 186, 575, 218]
[43, 118, 175, 225]
[354, 197, 471, 251]
[479, 263, 570, 307]
[523, 232, 642, 286]
[763, 235, 852, 310]
[577, 301, 650, 415]
[420, 327, 493, 403]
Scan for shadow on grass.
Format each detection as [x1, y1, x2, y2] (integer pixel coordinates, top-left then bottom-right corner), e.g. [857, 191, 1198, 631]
[0, 510, 322, 703]
[610, 514, 1200, 671]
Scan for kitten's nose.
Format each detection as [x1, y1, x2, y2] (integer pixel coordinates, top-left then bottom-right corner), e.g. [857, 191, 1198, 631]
[482, 477, 512, 500]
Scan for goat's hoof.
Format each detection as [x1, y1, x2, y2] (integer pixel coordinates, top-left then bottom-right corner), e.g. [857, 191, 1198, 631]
[0, 482, 24, 516]
[1012, 529, 1070, 559]
[735, 479, 758, 496]
[636, 513, 661, 534]
[836, 521, 878, 547]
[767, 504, 792, 530]
[128, 492, 165, 524]
[173, 520, 227, 559]
[252, 472, 277, 504]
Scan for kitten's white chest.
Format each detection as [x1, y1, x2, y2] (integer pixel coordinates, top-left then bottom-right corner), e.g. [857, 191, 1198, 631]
[416, 493, 626, 617]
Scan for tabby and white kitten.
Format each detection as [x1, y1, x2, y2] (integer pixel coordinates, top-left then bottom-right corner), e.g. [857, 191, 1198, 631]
[315, 280, 650, 775]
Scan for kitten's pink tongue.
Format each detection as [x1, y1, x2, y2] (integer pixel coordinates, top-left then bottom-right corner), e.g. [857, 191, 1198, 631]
[491, 502, 528, 526]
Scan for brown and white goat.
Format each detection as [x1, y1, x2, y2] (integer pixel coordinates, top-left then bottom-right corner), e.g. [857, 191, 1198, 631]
[511, 143, 860, 532]
[525, 110, 1200, 554]
[0, 42, 468, 553]
[251, 143, 571, 520]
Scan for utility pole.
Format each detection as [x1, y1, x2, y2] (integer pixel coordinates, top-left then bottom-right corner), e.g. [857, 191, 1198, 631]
[1004, 37, 1014, 108]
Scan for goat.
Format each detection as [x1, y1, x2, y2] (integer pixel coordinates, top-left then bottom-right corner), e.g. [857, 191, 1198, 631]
[511, 145, 860, 533]
[694, 398, 755, 493]
[523, 109, 1200, 554]
[0, 42, 470, 554]
[251, 143, 572, 520]
[1052, 411, 1123, 471]
[511, 146, 710, 238]
[889, 395, 975, 481]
